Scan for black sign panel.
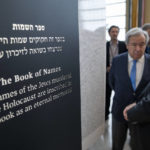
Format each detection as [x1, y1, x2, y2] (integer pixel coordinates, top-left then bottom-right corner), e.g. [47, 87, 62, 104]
[0, 0, 81, 150]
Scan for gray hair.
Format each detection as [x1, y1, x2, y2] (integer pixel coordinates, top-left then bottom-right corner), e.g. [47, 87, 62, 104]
[125, 27, 149, 45]
[142, 23, 150, 31]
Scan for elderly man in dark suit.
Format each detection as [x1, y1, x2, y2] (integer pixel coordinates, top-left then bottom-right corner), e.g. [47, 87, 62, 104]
[109, 27, 150, 150]
[105, 25, 127, 121]
[123, 81, 150, 150]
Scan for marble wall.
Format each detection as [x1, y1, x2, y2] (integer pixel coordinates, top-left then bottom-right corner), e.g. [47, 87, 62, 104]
[78, 1, 106, 149]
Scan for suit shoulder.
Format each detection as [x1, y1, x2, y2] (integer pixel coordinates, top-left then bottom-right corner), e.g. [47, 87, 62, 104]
[145, 53, 150, 61]
[118, 41, 126, 44]
[116, 52, 127, 58]
[113, 52, 127, 61]
[106, 41, 110, 45]
[119, 41, 125, 44]
[118, 41, 127, 52]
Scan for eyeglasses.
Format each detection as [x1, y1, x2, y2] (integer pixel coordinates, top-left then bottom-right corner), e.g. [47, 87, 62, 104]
[128, 43, 146, 48]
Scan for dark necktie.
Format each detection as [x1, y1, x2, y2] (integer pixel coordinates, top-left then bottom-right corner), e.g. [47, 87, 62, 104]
[130, 60, 137, 91]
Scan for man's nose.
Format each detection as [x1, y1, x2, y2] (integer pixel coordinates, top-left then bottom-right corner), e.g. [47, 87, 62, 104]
[135, 45, 141, 50]
[113, 33, 117, 36]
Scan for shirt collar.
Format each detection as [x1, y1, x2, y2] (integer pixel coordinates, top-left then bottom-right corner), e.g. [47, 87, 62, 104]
[128, 53, 145, 63]
[110, 40, 118, 45]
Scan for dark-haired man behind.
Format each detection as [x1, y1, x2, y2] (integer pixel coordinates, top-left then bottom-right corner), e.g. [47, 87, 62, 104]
[105, 25, 127, 120]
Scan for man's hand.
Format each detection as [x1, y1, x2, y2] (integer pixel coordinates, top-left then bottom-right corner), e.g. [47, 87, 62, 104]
[123, 103, 136, 121]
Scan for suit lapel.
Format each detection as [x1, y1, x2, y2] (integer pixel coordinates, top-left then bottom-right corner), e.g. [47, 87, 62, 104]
[136, 54, 147, 91]
[122, 53, 134, 90]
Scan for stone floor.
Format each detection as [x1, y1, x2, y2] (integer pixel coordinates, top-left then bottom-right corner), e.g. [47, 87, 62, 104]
[88, 114, 131, 150]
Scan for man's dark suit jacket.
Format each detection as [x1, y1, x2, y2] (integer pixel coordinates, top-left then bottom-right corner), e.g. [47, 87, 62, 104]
[145, 46, 150, 54]
[127, 82, 150, 150]
[105, 41, 127, 120]
[109, 52, 150, 122]
[106, 41, 127, 67]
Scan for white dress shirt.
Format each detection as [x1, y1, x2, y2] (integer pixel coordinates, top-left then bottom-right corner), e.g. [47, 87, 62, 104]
[128, 54, 145, 88]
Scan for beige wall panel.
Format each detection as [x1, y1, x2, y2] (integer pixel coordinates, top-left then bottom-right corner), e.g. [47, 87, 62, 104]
[144, 0, 150, 23]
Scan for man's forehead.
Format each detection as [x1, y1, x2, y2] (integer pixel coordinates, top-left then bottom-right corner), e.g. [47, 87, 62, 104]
[110, 28, 119, 31]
